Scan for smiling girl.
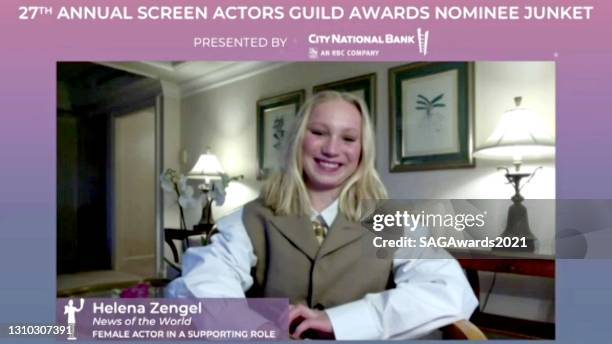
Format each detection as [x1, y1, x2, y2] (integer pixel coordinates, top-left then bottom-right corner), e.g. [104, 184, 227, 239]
[169, 91, 477, 339]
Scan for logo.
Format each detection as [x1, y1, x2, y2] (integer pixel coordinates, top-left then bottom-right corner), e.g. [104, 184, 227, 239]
[417, 28, 429, 56]
[64, 298, 85, 340]
[308, 47, 319, 59]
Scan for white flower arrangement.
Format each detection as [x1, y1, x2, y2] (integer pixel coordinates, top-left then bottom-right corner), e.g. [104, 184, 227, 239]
[160, 168, 231, 230]
[160, 168, 201, 229]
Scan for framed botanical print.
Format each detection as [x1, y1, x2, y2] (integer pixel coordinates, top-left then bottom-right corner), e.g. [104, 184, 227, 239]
[389, 62, 474, 171]
[313, 73, 377, 123]
[256, 90, 305, 178]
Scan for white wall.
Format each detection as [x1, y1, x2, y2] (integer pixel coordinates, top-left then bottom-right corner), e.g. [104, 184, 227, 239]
[180, 62, 555, 209]
[161, 81, 182, 229]
[160, 81, 184, 276]
[179, 61, 556, 321]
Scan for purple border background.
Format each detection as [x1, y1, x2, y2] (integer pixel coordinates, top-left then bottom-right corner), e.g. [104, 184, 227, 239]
[1, 1, 612, 343]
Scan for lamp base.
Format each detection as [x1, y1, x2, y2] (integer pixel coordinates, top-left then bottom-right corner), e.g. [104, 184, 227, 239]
[493, 197, 537, 252]
[197, 199, 214, 226]
[493, 171, 537, 253]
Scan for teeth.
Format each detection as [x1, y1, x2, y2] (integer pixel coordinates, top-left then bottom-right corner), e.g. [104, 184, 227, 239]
[319, 161, 340, 168]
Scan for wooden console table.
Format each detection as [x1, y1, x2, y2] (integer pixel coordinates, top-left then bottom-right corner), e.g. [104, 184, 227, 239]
[450, 249, 555, 339]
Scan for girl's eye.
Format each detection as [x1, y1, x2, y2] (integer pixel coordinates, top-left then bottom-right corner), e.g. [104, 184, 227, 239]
[310, 129, 324, 136]
[343, 136, 357, 142]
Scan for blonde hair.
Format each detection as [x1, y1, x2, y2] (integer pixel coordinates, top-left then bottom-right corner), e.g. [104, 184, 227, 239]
[261, 91, 387, 222]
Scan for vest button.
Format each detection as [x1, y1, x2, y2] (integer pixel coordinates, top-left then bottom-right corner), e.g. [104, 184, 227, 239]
[313, 303, 325, 310]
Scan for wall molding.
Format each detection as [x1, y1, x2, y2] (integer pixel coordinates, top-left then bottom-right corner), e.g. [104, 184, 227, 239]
[101, 61, 290, 99]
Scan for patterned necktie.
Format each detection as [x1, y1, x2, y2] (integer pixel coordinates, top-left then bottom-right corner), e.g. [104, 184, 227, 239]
[312, 217, 327, 245]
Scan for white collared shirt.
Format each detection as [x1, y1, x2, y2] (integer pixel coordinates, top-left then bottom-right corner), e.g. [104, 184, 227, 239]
[167, 202, 478, 339]
[311, 199, 338, 225]
[309, 199, 338, 235]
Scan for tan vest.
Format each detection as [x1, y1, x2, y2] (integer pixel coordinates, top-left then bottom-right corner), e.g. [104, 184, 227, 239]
[242, 199, 394, 309]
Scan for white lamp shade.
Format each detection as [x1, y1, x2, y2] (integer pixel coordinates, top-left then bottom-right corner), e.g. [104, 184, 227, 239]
[188, 150, 224, 180]
[475, 98, 554, 161]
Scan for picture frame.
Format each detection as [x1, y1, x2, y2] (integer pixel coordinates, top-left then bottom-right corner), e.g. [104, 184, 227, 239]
[256, 90, 305, 179]
[313, 73, 377, 124]
[389, 62, 474, 172]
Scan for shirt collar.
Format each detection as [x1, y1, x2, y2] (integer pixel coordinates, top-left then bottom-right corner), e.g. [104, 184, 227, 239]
[310, 199, 339, 227]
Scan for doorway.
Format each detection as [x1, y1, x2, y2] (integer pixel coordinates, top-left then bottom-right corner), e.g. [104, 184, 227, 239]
[57, 62, 163, 293]
[113, 107, 157, 277]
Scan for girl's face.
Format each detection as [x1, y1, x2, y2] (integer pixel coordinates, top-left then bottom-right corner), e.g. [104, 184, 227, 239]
[302, 99, 362, 194]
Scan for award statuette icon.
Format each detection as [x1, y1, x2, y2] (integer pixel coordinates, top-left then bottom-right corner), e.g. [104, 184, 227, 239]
[64, 298, 84, 340]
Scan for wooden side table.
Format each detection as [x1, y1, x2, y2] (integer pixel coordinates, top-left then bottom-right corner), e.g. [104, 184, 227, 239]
[164, 225, 214, 263]
[450, 249, 555, 339]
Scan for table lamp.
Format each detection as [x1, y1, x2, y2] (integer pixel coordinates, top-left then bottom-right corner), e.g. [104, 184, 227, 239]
[187, 147, 224, 226]
[474, 96, 554, 251]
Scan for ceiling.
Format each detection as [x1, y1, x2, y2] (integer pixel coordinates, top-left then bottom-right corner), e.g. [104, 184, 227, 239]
[100, 61, 288, 97]
[58, 62, 157, 111]
[58, 62, 144, 95]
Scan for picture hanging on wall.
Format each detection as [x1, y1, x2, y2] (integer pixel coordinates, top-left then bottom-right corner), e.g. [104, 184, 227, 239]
[389, 62, 474, 171]
[313, 73, 377, 124]
[256, 89, 305, 179]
